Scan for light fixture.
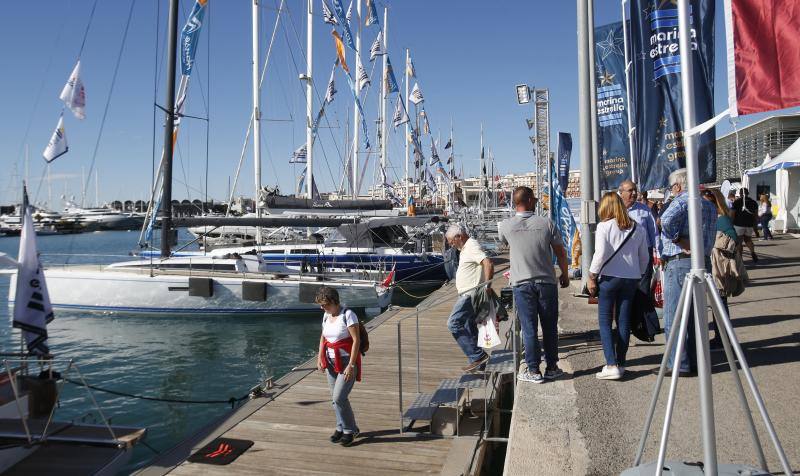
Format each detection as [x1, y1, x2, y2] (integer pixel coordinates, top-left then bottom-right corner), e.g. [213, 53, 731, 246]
[515, 84, 531, 105]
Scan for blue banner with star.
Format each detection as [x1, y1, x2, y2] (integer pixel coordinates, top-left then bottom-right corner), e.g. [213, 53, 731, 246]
[629, 0, 716, 191]
[595, 21, 632, 191]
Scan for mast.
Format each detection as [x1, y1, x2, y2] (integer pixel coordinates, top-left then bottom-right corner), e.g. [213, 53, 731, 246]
[404, 48, 410, 203]
[352, 0, 362, 199]
[380, 7, 388, 199]
[305, 0, 314, 199]
[479, 123, 484, 210]
[252, 0, 263, 244]
[160, 0, 179, 257]
[449, 119, 454, 213]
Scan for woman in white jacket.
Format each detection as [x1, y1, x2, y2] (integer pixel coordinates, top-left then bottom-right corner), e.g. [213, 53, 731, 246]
[587, 192, 650, 380]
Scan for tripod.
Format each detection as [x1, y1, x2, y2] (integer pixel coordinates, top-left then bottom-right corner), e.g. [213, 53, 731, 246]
[622, 268, 792, 475]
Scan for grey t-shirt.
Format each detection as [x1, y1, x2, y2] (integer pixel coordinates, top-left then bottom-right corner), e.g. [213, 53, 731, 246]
[498, 213, 564, 285]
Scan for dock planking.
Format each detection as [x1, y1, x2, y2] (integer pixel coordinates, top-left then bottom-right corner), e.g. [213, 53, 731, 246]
[163, 266, 508, 476]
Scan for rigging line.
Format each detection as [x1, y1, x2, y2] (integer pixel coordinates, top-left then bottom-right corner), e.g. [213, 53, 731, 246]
[204, 0, 211, 212]
[77, 0, 101, 58]
[150, 0, 161, 223]
[80, 0, 139, 208]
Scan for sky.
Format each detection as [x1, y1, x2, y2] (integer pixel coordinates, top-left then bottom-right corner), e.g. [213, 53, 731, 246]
[0, 0, 795, 208]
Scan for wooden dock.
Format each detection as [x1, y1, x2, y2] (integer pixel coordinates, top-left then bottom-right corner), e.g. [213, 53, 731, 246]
[139, 262, 511, 476]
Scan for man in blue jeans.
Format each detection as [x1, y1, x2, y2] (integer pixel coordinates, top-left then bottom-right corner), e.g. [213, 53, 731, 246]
[498, 187, 571, 383]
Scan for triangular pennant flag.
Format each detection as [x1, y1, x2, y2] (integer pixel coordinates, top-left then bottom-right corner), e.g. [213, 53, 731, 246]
[430, 140, 439, 165]
[370, 31, 383, 62]
[365, 0, 379, 26]
[332, 30, 350, 73]
[325, 66, 337, 103]
[43, 115, 68, 163]
[406, 55, 416, 78]
[290, 144, 307, 163]
[59, 60, 86, 120]
[420, 109, 431, 135]
[392, 97, 409, 128]
[447, 154, 453, 164]
[385, 57, 399, 95]
[345, 0, 353, 24]
[410, 83, 424, 104]
[444, 139, 452, 150]
[322, 0, 338, 25]
[332, 0, 356, 51]
[357, 63, 370, 91]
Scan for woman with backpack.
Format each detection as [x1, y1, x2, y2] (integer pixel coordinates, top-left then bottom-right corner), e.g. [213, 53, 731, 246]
[316, 286, 361, 446]
[587, 193, 650, 380]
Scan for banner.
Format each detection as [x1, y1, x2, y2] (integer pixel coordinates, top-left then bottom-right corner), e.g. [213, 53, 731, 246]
[630, 0, 716, 190]
[594, 21, 631, 190]
[550, 162, 579, 267]
[556, 132, 572, 193]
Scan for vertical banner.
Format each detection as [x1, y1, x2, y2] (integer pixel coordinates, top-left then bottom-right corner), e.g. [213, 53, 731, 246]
[630, 0, 716, 191]
[551, 161, 579, 266]
[595, 21, 632, 190]
[556, 132, 572, 193]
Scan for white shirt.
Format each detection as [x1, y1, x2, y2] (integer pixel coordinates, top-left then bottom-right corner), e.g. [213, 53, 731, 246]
[455, 238, 487, 294]
[589, 219, 649, 279]
[322, 308, 359, 359]
[758, 202, 769, 215]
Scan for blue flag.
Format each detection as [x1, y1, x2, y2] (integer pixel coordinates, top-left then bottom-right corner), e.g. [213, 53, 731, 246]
[332, 0, 357, 51]
[594, 21, 631, 191]
[556, 132, 572, 193]
[385, 57, 399, 95]
[179, 0, 208, 76]
[629, 0, 716, 191]
[344, 72, 371, 150]
[551, 161, 579, 266]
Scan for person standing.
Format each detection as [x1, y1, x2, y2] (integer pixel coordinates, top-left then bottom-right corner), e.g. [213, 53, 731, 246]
[316, 287, 361, 446]
[587, 193, 649, 380]
[498, 187, 570, 384]
[658, 169, 718, 375]
[733, 188, 759, 262]
[758, 194, 774, 240]
[445, 225, 494, 372]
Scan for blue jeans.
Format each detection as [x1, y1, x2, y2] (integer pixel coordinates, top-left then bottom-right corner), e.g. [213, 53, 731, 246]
[447, 294, 487, 363]
[512, 281, 558, 371]
[662, 257, 695, 372]
[326, 363, 358, 433]
[597, 276, 638, 366]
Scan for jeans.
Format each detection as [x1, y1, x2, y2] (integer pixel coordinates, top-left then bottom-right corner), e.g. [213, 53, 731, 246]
[662, 257, 696, 372]
[597, 276, 638, 366]
[447, 294, 486, 363]
[759, 215, 773, 239]
[326, 363, 358, 433]
[512, 281, 558, 371]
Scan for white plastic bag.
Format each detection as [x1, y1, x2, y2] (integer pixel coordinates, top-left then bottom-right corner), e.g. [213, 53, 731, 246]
[477, 300, 502, 349]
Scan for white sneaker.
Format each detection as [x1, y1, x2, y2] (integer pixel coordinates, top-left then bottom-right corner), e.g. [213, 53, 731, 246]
[596, 365, 623, 380]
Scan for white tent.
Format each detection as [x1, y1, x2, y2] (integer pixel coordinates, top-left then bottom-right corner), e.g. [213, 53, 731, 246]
[743, 137, 800, 232]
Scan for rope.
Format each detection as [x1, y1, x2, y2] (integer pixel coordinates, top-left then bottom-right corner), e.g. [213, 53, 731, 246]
[393, 285, 439, 299]
[64, 378, 256, 409]
[77, 0, 101, 58]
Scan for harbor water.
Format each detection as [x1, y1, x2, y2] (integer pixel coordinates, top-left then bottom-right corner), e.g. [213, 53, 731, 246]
[0, 230, 431, 472]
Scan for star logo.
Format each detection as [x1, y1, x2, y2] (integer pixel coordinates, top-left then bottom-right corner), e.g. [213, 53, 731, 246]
[659, 117, 668, 127]
[596, 28, 625, 60]
[599, 70, 616, 86]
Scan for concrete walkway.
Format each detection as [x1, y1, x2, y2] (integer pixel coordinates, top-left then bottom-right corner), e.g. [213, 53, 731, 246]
[505, 235, 800, 475]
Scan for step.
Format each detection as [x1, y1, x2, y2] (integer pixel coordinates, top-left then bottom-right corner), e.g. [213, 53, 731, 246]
[484, 349, 515, 374]
[430, 379, 465, 407]
[402, 392, 437, 422]
[457, 373, 486, 389]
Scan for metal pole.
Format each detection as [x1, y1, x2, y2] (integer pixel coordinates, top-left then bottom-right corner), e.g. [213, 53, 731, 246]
[397, 322, 404, 434]
[676, 1, 717, 472]
[352, 0, 362, 199]
[621, 0, 637, 184]
[160, 0, 179, 258]
[380, 8, 388, 199]
[577, 0, 596, 288]
[404, 49, 410, 203]
[252, 0, 263, 245]
[588, 0, 601, 200]
[305, 0, 314, 200]
[415, 308, 421, 394]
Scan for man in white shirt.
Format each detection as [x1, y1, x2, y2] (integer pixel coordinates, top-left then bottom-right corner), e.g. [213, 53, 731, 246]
[445, 225, 494, 372]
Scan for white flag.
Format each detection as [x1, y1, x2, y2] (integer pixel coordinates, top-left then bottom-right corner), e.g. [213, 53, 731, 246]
[13, 198, 54, 355]
[392, 97, 409, 128]
[346, 0, 353, 24]
[59, 60, 86, 120]
[357, 64, 371, 91]
[43, 115, 68, 163]
[325, 68, 337, 104]
[369, 31, 383, 62]
[322, 1, 338, 25]
[410, 83, 424, 104]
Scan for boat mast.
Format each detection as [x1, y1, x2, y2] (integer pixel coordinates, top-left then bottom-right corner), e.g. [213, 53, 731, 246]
[305, 0, 314, 200]
[352, 0, 362, 199]
[380, 7, 388, 199]
[404, 48, 410, 203]
[252, 0, 263, 244]
[160, 0, 179, 257]
[479, 123, 484, 210]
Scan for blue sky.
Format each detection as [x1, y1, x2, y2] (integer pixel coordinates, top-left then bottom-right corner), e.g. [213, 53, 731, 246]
[0, 0, 794, 207]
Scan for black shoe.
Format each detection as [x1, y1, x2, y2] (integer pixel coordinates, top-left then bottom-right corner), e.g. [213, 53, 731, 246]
[340, 432, 355, 447]
[330, 430, 343, 443]
[651, 367, 694, 378]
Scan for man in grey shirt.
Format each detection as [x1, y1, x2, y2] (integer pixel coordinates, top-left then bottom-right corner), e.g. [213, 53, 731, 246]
[498, 187, 570, 383]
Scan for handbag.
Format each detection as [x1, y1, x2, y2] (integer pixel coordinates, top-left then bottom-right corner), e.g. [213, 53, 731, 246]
[477, 300, 502, 349]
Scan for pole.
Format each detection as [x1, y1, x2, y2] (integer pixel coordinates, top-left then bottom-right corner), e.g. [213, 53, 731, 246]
[305, 0, 314, 200]
[588, 0, 601, 200]
[252, 0, 263, 245]
[577, 0, 596, 289]
[160, 0, 179, 258]
[352, 0, 362, 199]
[404, 49, 410, 203]
[380, 8, 388, 199]
[95, 167, 99, 207]
[621, 0, 637, 184]
[676, 0, 717, 471]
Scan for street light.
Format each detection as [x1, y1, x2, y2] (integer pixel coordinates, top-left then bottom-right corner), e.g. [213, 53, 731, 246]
[515, 84, 531, 105]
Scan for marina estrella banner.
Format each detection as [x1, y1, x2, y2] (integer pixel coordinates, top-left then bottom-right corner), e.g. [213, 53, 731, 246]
[630, 0, 716, 191]
[550, 161, 579, 265]
[556, 132, 572, 193]
[594, 21, 631, 191]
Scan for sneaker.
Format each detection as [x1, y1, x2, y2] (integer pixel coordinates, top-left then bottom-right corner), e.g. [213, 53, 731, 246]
[596, 365, 623, 380]
[329, 430, 343, 443]
[462, 354, 490, 373]
[543, 366, 564, 380]
[340, 432, 355, 447]
[517, 369, 544, 383]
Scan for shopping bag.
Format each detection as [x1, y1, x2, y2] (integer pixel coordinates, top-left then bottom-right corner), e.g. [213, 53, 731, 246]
[478, 314, 502, 349]
[652, 268, 664, 309]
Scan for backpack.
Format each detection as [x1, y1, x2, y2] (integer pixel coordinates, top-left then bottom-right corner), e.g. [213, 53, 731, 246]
[342, 308, 370, 355]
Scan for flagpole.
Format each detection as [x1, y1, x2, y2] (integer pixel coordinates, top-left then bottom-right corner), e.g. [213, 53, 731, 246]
[305, 0, 314, 200]
[352, 0, 362, 200]
[404, 48, 410, 204]
[160, 0, 179, 258]
[588, 0, 601, 199]
[252, 0, 263, 245]
[621, 0, 637, 184]
[380, 7, 388, 200]
[577, 0, 596, 289]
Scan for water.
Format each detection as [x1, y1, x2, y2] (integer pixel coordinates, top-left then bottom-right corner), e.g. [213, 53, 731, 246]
[0, 230, 428, 472]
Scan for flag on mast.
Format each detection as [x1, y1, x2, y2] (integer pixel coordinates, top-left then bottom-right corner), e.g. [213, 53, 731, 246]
[322, 1, 338, 25]
[444, 139, 452, 149]
[357, 63, 371, 91]
[59, 60, 86, 120]
[385, 57, 399, 94]
[345, 0, 353, 25]
[325, 67, 337, 103]
[43, 115, 68, 163]
[392, 96, 409, 127]
[406, 55, 417, 78]
[13, 186, 54, 356]
[369, 31, 383, 61]
[332, 30, 350, 73]
[290, 144, 307, 163]
[331, 0, 356, 51]
[365, 0, 379, 26]
[410, 83, 424, 104]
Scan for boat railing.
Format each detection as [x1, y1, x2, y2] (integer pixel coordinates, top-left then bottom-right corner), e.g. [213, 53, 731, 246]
[1, 357, 121, 447]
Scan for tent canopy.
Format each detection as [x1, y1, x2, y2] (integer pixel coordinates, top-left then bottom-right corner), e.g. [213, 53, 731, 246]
[745, 137, 800, 175]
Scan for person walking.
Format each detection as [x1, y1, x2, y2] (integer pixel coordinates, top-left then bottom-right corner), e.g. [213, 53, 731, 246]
[498, 187, 570, 384]
[758, 194, 774, 240]
[733, 188, 759, 262]
[587, 193, 649, 380]
[658, 169, 718, 376]
[445, 224, 494, 372]
[316, 286, 361, 446]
